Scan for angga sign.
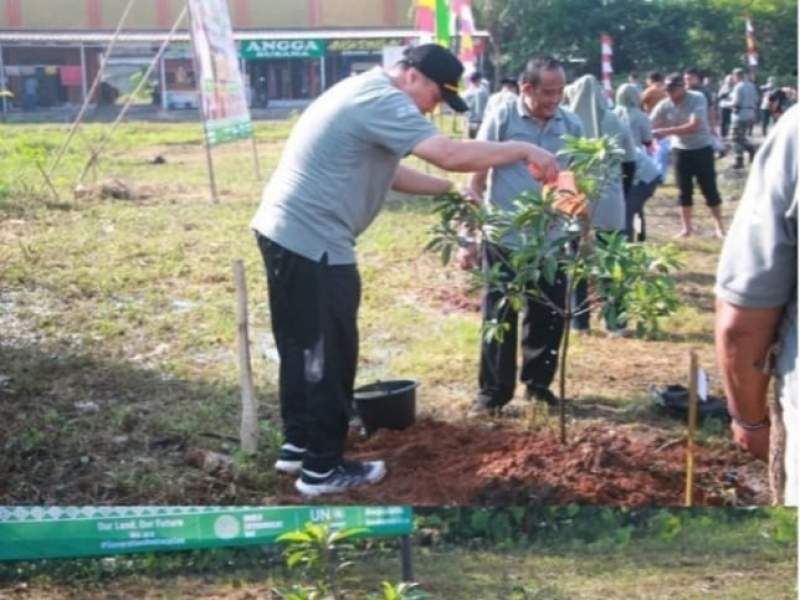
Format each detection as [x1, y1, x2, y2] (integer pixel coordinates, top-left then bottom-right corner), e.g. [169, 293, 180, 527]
[241, 39, 326, 59]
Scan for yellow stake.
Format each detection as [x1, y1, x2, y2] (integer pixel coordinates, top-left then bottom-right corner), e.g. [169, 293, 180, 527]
[685, 351, 699, 506]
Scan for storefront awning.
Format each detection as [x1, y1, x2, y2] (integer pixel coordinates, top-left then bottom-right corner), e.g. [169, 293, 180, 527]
[0, 28, 488, 46]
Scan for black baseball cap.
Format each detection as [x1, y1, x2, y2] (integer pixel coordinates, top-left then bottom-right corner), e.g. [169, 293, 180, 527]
[403, 44, 469, 112]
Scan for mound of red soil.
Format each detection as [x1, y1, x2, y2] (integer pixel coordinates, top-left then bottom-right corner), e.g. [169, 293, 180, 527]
[277, 419, 761, 506]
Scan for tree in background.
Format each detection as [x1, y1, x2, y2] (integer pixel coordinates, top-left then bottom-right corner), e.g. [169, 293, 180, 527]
[472, 0, 797, 85]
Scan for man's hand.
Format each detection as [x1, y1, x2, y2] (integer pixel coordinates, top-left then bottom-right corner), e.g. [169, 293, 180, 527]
[731, 422, 770, 461]
[525, 146, 559, 183]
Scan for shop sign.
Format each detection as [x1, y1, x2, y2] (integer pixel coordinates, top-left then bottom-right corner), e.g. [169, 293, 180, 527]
[327, 38, 400, 53]
[241, 39, 326, 59]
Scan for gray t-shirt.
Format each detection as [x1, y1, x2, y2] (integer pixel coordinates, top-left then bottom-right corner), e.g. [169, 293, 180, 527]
[732, 80, 759, 123]
[478, 97, 583, 246]
[716, 103, 797, 381]
[650, 90, 715, 150]
[250, 67, 437, 265]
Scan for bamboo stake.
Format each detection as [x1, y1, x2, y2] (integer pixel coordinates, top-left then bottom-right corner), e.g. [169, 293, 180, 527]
[234, 260, 259, 454]
[685, 350, 699, 506]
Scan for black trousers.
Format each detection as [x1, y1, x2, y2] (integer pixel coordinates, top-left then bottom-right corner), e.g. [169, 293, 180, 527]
[674, 145, 722, 207]
[257, 234, 360, 473]
[477, 243, 567, 408]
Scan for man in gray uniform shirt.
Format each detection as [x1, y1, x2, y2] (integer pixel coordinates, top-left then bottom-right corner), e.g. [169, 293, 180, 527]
[715, 104, 798, 506]
[467, 56, 583, 414]
[651, 73, 726, 238]
[250, 44, 558, 496]
[730, 67, 758, 170]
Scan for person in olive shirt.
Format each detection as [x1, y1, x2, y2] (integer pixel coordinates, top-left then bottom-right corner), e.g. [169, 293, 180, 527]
[651, 73, 725, 238]
[251, 44, 558, 497]
[715, 104, 798, 506]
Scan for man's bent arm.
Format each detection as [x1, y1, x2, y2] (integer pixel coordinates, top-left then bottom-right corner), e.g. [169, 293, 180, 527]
[715, 299, 784, 423]
[391, 164, 452, 195]
[412, 134, 557, 179]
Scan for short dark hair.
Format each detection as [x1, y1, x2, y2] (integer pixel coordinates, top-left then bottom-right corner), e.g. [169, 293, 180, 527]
[520, 56, 563, 86]
[685, 67, 702, 78]
[665, 72, 685, 90]
[647, 71, 663, 83]
[469, 71, 482, 84]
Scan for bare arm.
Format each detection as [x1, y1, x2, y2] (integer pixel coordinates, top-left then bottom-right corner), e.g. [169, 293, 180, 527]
[715, 299, 784, 459]
[391, 164, 452, 195]
[411, 134, 558, 181]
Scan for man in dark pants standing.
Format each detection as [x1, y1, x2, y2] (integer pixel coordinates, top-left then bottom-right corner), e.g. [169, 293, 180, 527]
[251, 44, 559, 496]
[467, 56, 583, 414]
[651, 73, 726, 238]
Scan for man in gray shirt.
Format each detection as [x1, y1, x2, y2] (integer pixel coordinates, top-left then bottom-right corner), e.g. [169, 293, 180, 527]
[467, 56, 583, 414]
[464, 71, 490, 138]
[715, 104, 797, 506]
[651, 72, 725, 238]
[251, 44, 559, 497]
[731, 67, 758, 170]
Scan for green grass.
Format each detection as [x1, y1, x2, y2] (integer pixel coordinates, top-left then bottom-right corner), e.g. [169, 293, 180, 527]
[0, 118, 759, 504]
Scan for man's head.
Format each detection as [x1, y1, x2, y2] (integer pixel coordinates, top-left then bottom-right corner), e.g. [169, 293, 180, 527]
[500, 78, 520, 95]
[684, 67, 702, 89]
[519, 56, 566, 120]
[733, 68, 747, 82]
[468, 71, 482, 86]
[646, 71, 664, 88]
[393, 44, 468, 114]
[665, 72, 686, 102]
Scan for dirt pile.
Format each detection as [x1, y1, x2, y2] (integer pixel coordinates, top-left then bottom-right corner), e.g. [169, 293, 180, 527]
[282, 418, 761, 506]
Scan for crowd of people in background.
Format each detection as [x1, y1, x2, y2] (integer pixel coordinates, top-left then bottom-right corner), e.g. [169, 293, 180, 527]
[462, 64, 797, 240]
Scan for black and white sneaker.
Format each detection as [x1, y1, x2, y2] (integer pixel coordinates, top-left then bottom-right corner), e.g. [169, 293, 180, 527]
[295, 459, 387, 496]
[274, 443, 307, 475]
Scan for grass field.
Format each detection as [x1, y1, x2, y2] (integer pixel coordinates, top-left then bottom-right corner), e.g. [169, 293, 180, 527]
[0, 508, 795, 599]
[0, 117, 762, 504]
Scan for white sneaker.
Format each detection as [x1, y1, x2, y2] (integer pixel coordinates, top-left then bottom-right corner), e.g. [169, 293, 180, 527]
[274, 443, 306, 475]
[295, 459, 387, 496]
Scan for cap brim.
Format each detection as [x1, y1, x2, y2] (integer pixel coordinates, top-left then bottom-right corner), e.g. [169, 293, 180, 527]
[443, 90, 469, 113]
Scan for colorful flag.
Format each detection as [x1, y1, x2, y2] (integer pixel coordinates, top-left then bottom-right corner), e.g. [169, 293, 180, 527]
[745, 17, 758, 69]
[452, 0, 477, 74]
[415, 0, 436, 37]
[601, 34, 614, 104]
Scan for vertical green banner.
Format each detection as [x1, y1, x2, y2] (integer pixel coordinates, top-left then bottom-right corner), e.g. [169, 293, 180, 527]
[0, 506, 413, 561]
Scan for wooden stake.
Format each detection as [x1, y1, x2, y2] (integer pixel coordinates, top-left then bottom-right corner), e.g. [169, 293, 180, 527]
[685, 350, 699, 507]
[234, 260, 258, 454]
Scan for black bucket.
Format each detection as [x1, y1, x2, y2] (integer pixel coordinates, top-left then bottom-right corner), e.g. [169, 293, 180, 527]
[353, 380, 417, 436]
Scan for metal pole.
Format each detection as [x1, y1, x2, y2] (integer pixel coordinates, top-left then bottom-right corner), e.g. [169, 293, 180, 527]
[400, 535, 414, 582]
[0, 43, 7, 116]
[79, 43, 88, 103]
[320, 55, 326, 93]
[159, 51, 167, 111]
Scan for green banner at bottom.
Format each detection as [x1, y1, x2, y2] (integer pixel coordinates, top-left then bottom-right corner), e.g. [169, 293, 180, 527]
[0, 506, 413, 561]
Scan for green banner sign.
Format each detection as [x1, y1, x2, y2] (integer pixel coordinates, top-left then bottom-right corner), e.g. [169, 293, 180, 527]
[241, 39, 326, 60]
[0, 506, 413, 562]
